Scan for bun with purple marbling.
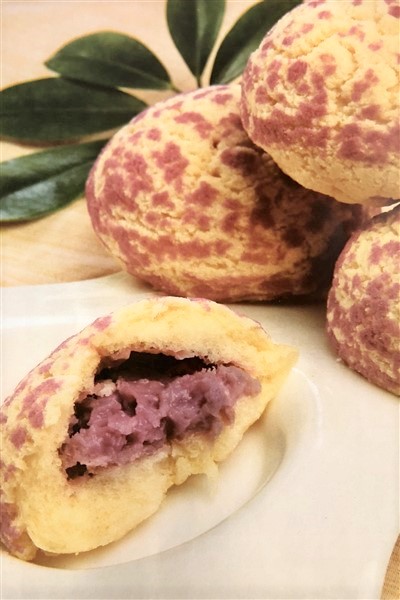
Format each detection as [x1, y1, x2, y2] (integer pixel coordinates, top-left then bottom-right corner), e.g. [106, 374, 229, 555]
[240, 0, 400, 205]
[326, 206, 400, 395]
[86, 84, 364, 302]
[0, 296, 297, 561]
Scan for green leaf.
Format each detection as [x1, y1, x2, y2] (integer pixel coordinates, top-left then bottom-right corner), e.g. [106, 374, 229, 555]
[210, 0, 302, 85]
[0, 140, 107, 222]
[167, 0, 225, 85]
[0, 78, 147, 142]
[46, 31, 175, 91]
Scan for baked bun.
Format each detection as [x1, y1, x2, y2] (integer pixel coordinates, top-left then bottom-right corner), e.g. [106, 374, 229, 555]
[0, 296, 297, 561]
[86, 83, 364, 302]
[241, 0, 400, 205]
[327, 206, 400, 395]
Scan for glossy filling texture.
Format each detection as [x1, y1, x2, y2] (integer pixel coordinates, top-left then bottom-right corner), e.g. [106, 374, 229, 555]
[60, 352, 261, 478]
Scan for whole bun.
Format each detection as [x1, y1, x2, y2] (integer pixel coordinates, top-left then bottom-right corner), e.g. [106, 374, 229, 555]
[241, 0, 400, 205]
[327, 206, 400, 395]
[87, 84, 364, 302]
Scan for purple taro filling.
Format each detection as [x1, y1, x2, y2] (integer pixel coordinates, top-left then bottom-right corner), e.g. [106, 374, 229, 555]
[60, 352, 260, 479]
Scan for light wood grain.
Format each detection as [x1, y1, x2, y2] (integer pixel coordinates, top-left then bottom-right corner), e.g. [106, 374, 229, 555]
[1, 2, 398, 597]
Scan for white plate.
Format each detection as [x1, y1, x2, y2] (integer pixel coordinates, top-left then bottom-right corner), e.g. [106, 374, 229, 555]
[1, 273, 398, 599]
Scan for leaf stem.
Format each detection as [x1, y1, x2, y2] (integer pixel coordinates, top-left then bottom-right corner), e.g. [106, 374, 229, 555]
[169, 82, 184, 93]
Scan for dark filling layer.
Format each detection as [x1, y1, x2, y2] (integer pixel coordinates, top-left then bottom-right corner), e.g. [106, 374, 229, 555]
[60, 352, 261, 479]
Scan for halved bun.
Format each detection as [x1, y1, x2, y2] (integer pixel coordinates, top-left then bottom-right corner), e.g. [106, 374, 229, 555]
[0, 296, 297, 560]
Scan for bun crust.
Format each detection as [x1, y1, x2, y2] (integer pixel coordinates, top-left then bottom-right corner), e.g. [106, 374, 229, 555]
[1, 297, 297, 560]
[86, 83, 364, 301]
[241, 0, 400, 205]
[327, 206, 400, 395]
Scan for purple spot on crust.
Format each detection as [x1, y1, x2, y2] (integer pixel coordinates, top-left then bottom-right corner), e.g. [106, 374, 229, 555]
[369, 242, 383, 265]
[167, 237, 212, 259]
[13, 378, 29, 398]
[10, 427, 27, 450]
[223, 198, 241, 212]
[174, 111, 213, 138]
[389, 4, 400, 18]
[0, 502, 26, 555]
[246, 110, 329, 151]
[182, 209, 210, 231]
[192, 89, 215, 100]
[154, 101, 181, 118]
[18, 379, 61, 428]
[186, 181, 217, 207]
[318, 10, 331, 18]
[302, 23, 314, 34]
[351, 69, 379, 102]
[287, 60, 308, 83]
[127, 131, 143, 145]
[0, 412, 7, 424]
[221, 211, 240, 234]
[93, 315, 112, 331]
[212, 93, 233, 105]
[191, 86, 230, 101]
[144, 211, 163, 227]
[122, 152, 147, 175]
[111, 223, 151, 269]
[242, 63, 256, 95]
[214, 239, 231, 255]
[282, 35, 295, 47]
[259, 38, 273, 55]
[337, 122, 400, 164]
[147, 128, 161, 141]
[166, 100, 184, 113]
[261, 64, 278, 95]
[152, 191, 174, 210]
[317, 53, 336, 77]
[376, 240, 400, 259]
[309, 72, 328, 112]
[37, 362, 51, 375]
[256, 85, 271, 102]
[368, 41, 383, 51]
[113, 225, 222, 266]
[153, 142, 189, 185]
[1, 461, 16, 483]
[116, 152, 154, 202]
[358, 105, 380, 120]
[297, 83, 311, 95]
[102, 172, 136, 216]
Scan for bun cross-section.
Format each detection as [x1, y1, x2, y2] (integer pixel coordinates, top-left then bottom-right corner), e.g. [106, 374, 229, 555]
[0, 296, 297, 561]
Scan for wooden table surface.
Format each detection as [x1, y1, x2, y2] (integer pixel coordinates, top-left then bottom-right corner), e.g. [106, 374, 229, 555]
[1, 2, 399, 598]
